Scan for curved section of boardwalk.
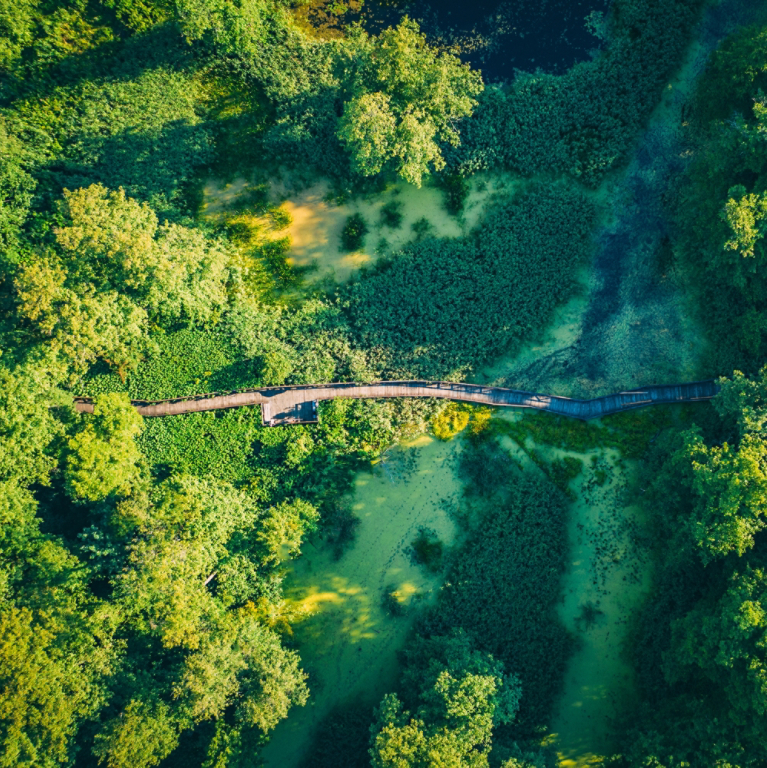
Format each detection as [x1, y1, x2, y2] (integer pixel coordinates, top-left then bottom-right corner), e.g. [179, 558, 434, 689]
[73, 379, 719, 425]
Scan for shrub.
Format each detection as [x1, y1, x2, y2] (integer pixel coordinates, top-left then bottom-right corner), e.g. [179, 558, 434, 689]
[269, 206, 293, 230]
[410, 216, 432, 240]
[381, 584, 406, 616]
[410, 528, 444, 573]
[438, 173, 469, 216]
[340, 212, 368, 251]
[431, 403, 471, 440]
[380, 199, 403, 229]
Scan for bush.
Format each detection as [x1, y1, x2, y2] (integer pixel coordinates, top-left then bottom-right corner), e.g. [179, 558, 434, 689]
[340, 212, 368, 251]
[431, 403, 471, 440]
[380, 199, 403, 229]
[409, 528, 444, 572]
[410, 216, 432, 240]
[438, 173, 469, 216]
[381, 584, 406, 616]
[269, 206, 293, 230]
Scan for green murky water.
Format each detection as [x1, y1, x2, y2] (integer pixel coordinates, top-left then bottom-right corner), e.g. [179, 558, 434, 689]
[260, 435, 462, 768]
[497, 413, 653, 765]
[261, 415, 653, 767]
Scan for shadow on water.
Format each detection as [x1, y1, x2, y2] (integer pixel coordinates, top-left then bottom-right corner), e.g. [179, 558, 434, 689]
[356, 0, 611, 80]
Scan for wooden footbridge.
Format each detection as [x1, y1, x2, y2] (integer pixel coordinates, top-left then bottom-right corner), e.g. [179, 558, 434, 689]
[73, 379, 719, 424]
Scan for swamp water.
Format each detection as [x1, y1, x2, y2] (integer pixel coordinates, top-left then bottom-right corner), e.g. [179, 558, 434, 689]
[260, 435, 462, 767]
[203, 174, 514, 285]
[497, 417, 653, 766]
[262, 415, 653, 767]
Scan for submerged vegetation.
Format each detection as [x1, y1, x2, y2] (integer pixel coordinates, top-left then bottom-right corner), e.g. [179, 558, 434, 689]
[2, 0, 767, 767]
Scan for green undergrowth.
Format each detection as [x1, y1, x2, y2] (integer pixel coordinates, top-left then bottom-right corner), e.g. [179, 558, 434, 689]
[409, 527, 444, 573]
[82, 328, 255, 400]
[214, 198, 304, 297]
[140, 408, 263, 483]
[346, 184, 597, 378]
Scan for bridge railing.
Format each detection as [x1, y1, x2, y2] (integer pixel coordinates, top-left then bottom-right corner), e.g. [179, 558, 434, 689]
[73, 379, 720, 418]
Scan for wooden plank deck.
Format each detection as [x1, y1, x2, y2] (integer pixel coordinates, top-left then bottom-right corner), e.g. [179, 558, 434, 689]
[73, 379, 720, 424]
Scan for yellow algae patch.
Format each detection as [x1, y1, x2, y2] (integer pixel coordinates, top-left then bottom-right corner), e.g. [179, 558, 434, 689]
[394, 582, 420, 600]
[260, 436, 462, 768]
[275, 175, 513, 284]
[400, 433, 434, 449]
[293, 589, 344, 612]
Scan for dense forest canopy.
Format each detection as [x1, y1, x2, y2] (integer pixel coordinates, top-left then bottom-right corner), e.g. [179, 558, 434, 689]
[3, 0, 767, 767]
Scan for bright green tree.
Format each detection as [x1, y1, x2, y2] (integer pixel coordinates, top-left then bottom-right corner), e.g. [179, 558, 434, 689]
[0, 119, 35, 262]
[0, 599, 113, 768]
[173, 608, 308, 730]
[680, 428, 767, 561]
[667, 563, 767, 737]
[114, 475, 259, 648]
[257, 499, 319, 565]
[0, 352, 67, 486]
[14, 258, 152, 379]
[65, 393, 144, 502]
[55, 184, 229, 324]
[672, 368, 767, 561]
[338, 19, 483, 186]
[0, 0, 37, 70]
[370, 632, 520, 767]
[92, 696, 181, 768]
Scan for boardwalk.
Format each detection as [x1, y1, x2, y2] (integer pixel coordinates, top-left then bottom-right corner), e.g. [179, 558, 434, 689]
[73, 379, 719, 425]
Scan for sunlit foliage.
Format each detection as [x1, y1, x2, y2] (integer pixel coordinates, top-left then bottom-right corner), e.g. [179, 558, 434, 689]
[337, 19, 483, 186]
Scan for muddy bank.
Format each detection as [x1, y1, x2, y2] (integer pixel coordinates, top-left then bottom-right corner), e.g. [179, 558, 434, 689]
[260, 435, 461, 768]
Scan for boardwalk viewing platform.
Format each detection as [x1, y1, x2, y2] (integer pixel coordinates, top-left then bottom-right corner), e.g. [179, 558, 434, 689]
[73, 379, 720, 425]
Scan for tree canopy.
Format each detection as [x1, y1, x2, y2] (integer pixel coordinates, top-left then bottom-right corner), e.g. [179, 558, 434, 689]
[338, 19, 483, 186]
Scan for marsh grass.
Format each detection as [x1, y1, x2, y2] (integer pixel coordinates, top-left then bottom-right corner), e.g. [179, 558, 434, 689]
[380, 199, 404, 229]
[410, 216, 432, 240]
